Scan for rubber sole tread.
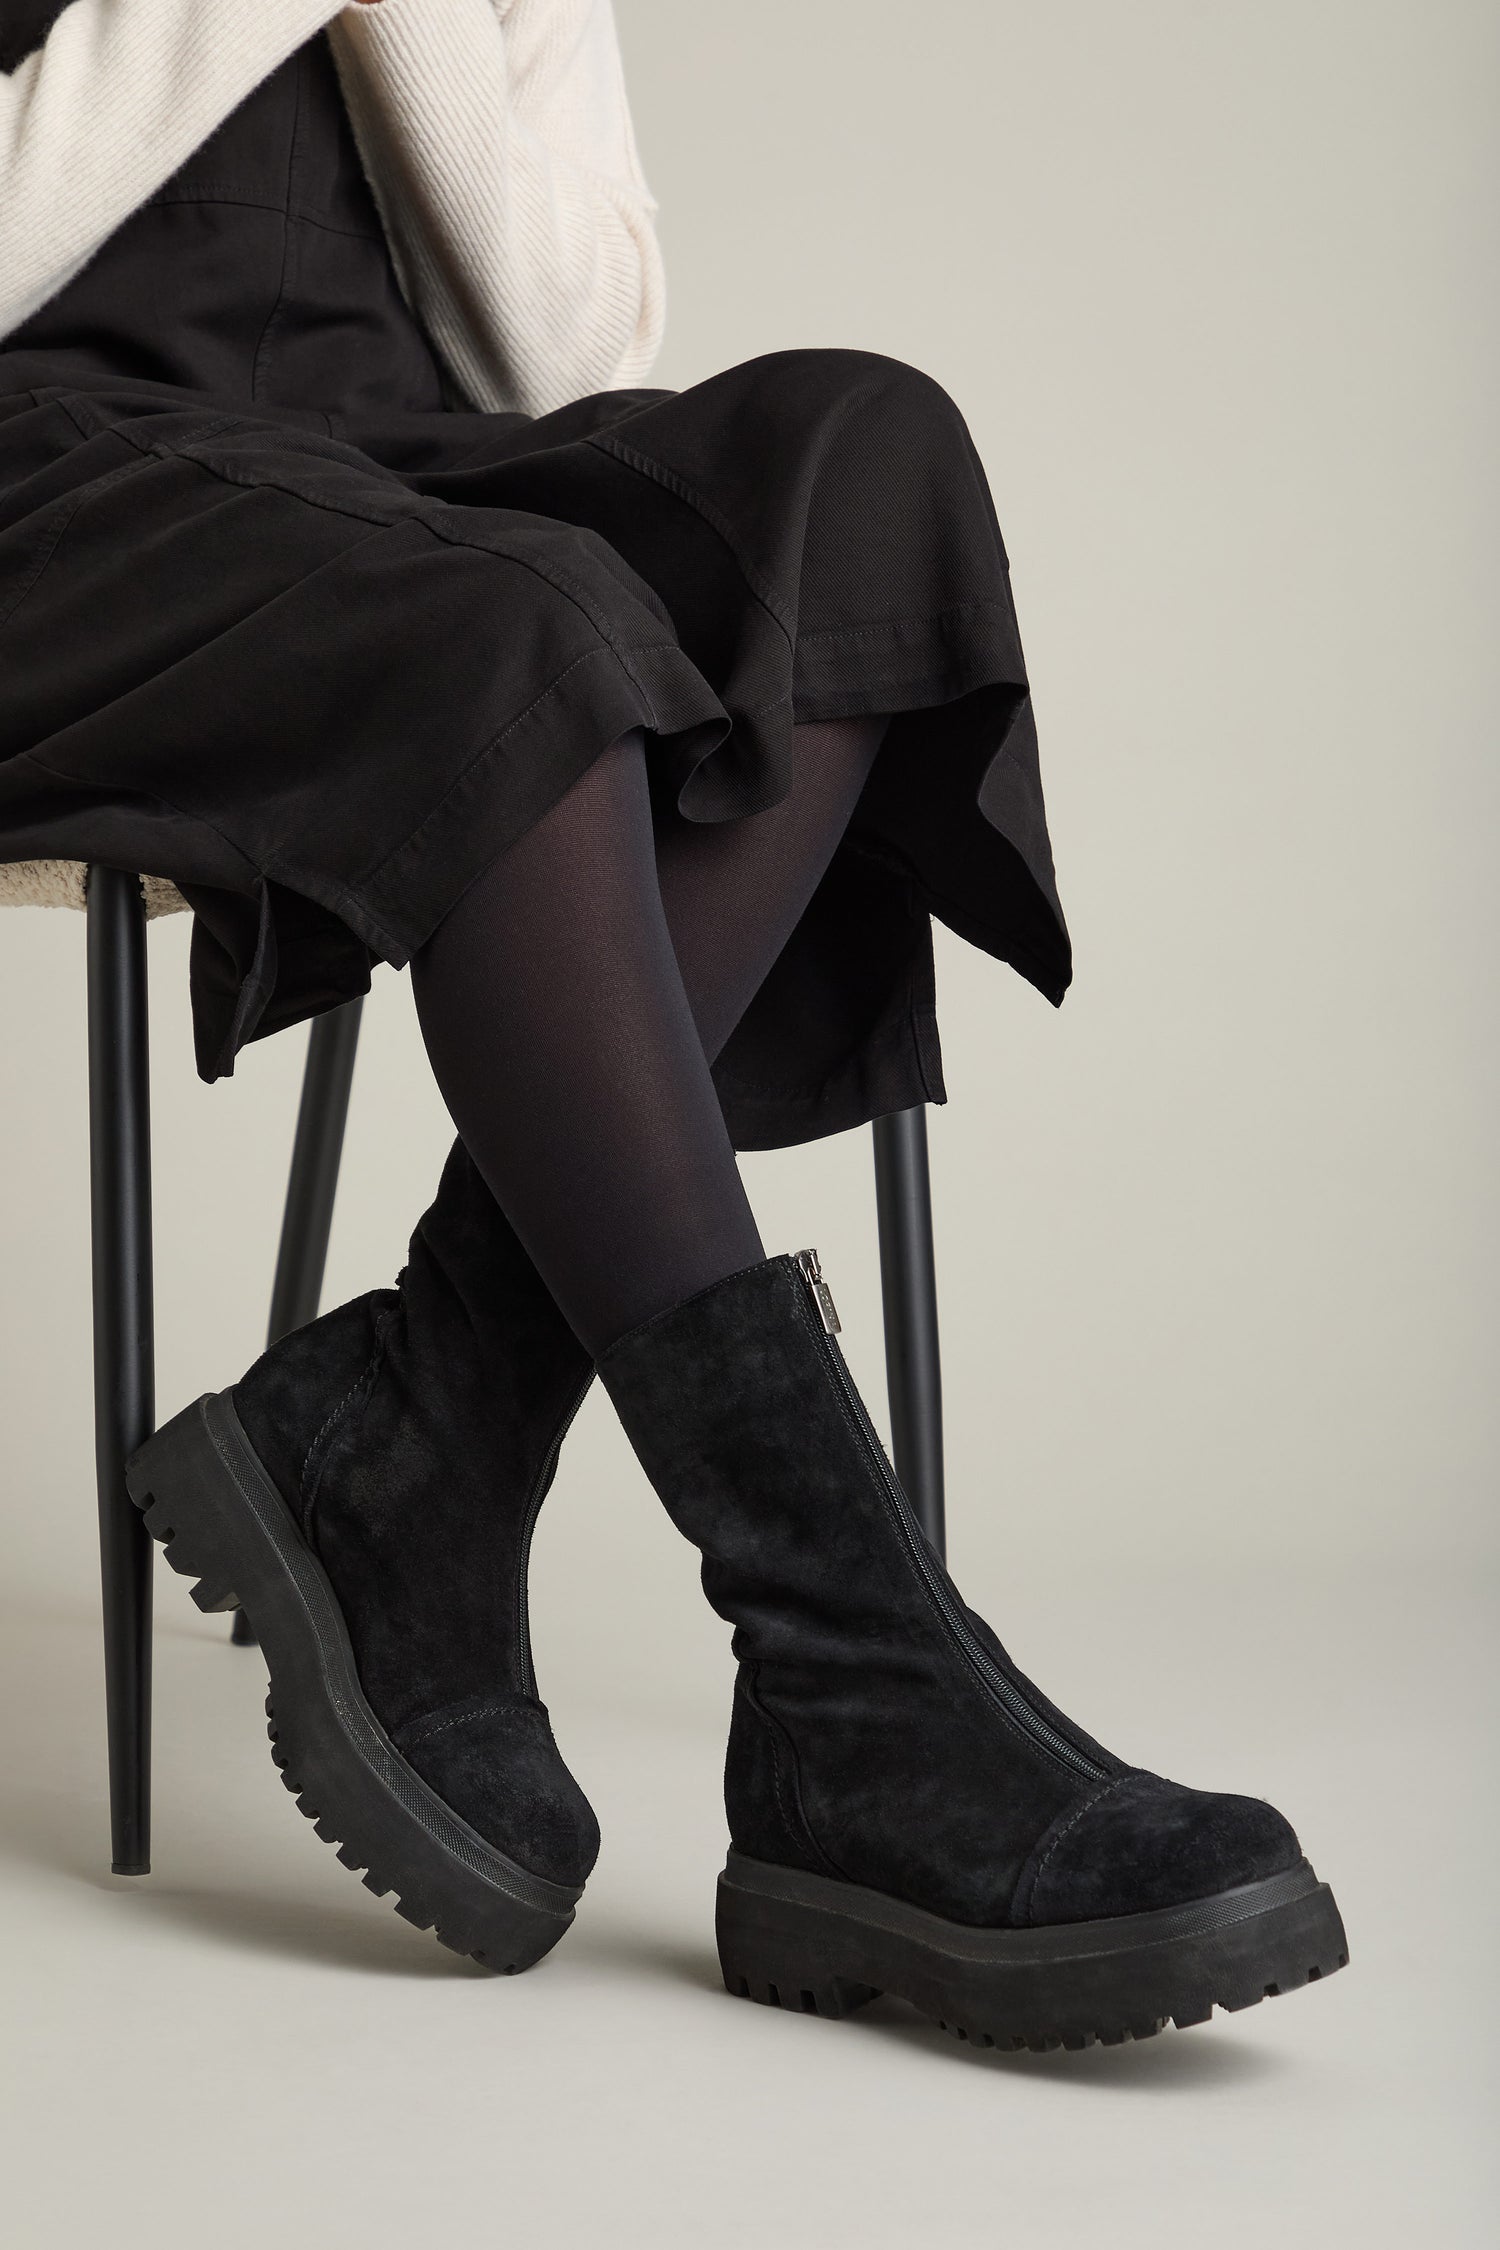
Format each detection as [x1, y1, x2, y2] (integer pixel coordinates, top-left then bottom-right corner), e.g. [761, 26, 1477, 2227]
[724, 1944, 1350, 2049]
[717, 1850, 1350, 2053]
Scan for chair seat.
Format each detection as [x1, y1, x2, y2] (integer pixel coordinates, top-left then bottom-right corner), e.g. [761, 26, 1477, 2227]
[0, 859, 187, 918]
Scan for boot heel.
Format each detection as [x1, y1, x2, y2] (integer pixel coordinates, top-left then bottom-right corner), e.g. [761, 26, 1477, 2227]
[716, 1864, 880, 2019]
[126, 1397, 249, 1614]
[722, 1964, 881, 2020]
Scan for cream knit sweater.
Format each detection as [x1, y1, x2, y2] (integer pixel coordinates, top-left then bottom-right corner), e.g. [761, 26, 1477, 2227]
[0, 0, 664, 415]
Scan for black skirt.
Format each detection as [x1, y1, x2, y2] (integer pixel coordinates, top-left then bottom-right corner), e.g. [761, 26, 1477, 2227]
[0, 39, 1069, 1149]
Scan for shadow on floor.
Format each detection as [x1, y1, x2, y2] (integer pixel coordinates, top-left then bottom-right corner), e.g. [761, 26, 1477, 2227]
[0, 1779, 484, 1978]
[854, 1994, 1292, 2090]
[114, 1878, 487, 1979]
[0, 1602, 479, 1980]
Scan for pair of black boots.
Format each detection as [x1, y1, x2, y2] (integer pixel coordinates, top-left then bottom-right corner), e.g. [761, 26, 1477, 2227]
[127, 1142, 1346, 2050]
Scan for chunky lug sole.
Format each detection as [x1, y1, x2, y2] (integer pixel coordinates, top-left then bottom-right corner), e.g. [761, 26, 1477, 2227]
[717, 1850, 1348, 2051]
[126, 1392, 582, 1973]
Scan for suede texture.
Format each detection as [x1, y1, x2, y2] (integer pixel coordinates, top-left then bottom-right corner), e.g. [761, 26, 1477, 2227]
[234, 1141, 599, 1888]
[1014, 1772, 1300, 1926]
[599, 1256, 1302, 1929]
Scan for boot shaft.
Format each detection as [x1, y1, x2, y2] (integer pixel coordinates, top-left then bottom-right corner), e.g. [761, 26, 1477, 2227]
[234, 1141, 592, 1733]
[598, 1255, 987, 1678]
[598, 1252, 1120, 1919]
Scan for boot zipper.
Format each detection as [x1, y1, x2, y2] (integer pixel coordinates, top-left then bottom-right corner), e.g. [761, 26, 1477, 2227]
[793, 1249, 1107, 1784]
[515, 1377, 593, 1700]
[796, 1245, 842, 1334]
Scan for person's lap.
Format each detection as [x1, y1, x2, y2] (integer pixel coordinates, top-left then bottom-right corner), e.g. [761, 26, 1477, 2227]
[0, 345, 1065, 1129]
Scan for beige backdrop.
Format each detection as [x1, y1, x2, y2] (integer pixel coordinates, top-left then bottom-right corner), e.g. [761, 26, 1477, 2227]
[1, 6, 1494, 2245]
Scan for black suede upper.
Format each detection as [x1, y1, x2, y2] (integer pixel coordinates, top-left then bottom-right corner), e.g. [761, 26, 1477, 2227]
[234, 1141, 600, 1889]
[600, 1256, 1303, 1929]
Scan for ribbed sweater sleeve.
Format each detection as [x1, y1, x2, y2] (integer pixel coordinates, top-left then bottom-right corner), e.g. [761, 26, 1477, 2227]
[330, 0, 665, 414]
[0, 0, 347, 341]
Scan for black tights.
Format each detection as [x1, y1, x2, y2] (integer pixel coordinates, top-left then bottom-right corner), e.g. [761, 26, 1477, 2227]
[411, 719, 886, 1355]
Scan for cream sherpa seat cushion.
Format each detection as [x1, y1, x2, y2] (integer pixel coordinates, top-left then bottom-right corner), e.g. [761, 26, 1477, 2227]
[0, 860, 187, 917]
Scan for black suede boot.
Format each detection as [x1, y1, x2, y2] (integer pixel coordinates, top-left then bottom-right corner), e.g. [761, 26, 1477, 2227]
[126, 1143, 597, 1970]
[599, 1251, 1348, 2049]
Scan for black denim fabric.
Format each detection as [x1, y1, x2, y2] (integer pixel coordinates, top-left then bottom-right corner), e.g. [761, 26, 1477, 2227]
[0, 36, 1070, 1147]
[234, 1139, 599, 1888]
[600, 1257, 1303, 1929]
[0, 2, 76, 76]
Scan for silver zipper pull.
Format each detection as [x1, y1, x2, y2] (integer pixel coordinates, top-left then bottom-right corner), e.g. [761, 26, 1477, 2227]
[794, 1247, 841, 1334]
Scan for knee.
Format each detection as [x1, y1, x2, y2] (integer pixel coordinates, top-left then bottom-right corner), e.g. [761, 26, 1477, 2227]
[734, 352, 975, 494]
[749, 347, 967, 438]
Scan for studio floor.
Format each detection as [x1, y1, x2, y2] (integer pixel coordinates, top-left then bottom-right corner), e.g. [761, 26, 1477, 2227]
[0, 1559, 1490, 2250]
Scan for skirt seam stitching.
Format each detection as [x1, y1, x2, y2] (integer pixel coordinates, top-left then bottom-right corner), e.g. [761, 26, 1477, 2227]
[34, 399, 674, 662]
[795, 598, 1015, 647]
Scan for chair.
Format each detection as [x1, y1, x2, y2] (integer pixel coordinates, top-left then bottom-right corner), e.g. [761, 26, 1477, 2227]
[2, 857, 945, 1880]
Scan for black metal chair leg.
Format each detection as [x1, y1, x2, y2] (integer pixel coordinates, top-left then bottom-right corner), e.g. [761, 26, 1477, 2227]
[232, 998, 363, 1646]
[872, 1106, 946, 1560]
[86, 867, 155, 1875]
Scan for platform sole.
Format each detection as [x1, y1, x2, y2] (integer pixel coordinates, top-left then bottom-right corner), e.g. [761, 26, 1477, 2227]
[716, 1849, 1348, 2050]
[126, 1392, 581, 1973]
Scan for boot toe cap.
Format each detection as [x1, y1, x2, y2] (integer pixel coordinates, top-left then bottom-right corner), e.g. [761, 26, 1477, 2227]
[1022, 1770, 1303, 1927]
[394, 1693, 600, 1892]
